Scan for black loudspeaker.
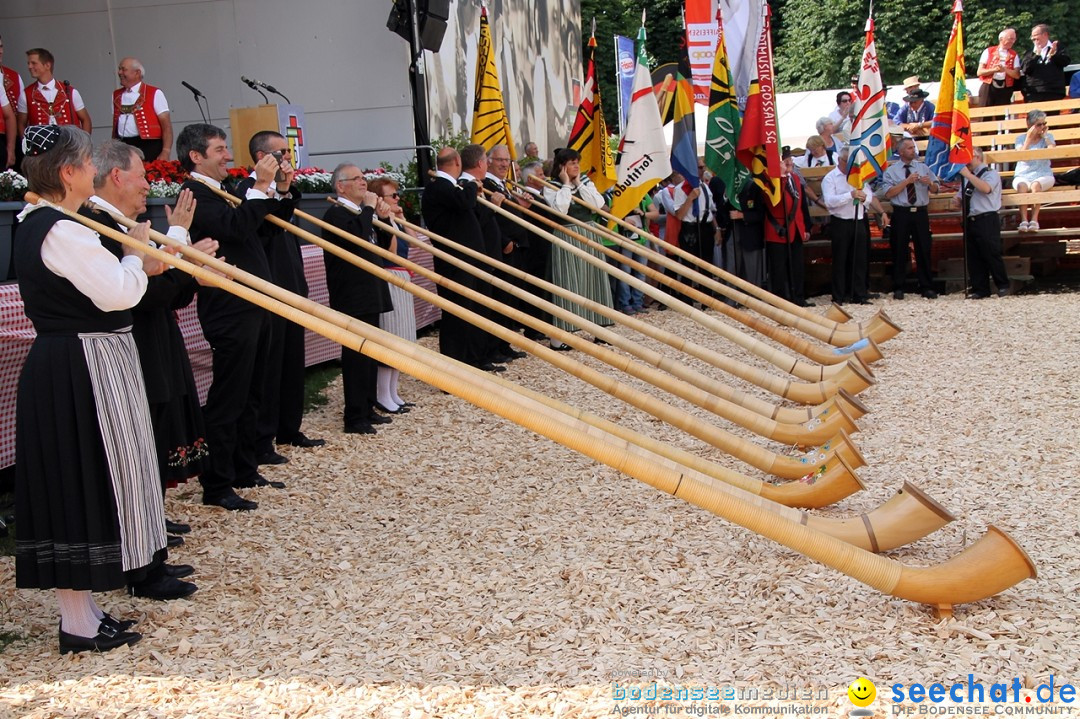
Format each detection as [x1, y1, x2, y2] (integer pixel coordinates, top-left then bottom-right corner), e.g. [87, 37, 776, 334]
[386, 0, 448, 53]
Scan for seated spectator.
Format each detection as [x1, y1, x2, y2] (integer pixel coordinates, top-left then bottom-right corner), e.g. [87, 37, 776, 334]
[795, 135, 834, 168]
[892, 89, 935, 137]
[1013, 109, 1056, 232]
[816, 117, 843, 158]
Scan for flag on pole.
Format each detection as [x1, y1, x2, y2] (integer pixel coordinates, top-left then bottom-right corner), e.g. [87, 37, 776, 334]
[669, 42, 699, 191]
[735, 0, 780, 205]
[568, 30, 617, 193]
[615, 34, 636, 133]
[925, 0, 972, 181]
[470, 5, 516, 160]
[684, 0, 718, 104]
[704, 9, 747, 209]
[846, 13, 890, 190]
[608, 22, 672, 223]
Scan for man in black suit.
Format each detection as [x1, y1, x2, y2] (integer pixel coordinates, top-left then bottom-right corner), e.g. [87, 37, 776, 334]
[241, 131, 324, 466]
[421, 147, 504, 372]
[176, 123, 293, 511]
[322, 164, 394, 435]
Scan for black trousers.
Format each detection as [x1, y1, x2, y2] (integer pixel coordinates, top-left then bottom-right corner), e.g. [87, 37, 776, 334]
[341, 313, 380, 427]
[766, 239, 805, 304]
[255, 314, 306, 453]
[830, 217, 869, 302]
[199, 310, 272, 499]
[890, 205, 934, 291]
[120, 136, 164, 160]
[978, 82, 1015, 107]
[966, 212, 1009, 295]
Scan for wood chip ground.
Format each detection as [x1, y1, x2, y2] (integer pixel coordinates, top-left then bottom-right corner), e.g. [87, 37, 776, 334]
[1, 291, 1077, 717]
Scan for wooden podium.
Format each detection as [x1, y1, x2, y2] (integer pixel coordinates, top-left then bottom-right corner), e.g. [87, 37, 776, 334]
[228, 103, 309, 168]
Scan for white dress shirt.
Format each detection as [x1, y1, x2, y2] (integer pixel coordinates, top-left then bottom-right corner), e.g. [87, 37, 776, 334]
[543, 176, 605, 213]
[821, 167, 873, 220]
[18, 201, 147, 312]
[190, 171, 268, 201]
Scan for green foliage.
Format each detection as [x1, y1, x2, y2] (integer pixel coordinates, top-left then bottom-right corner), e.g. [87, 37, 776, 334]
[303, 363, 340, 413]
[773, 0, 1079, 92]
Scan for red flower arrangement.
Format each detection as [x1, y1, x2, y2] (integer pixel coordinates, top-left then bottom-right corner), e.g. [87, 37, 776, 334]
[144, 159, 187, 184]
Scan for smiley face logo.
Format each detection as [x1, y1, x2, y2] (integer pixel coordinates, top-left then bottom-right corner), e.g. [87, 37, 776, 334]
[848, 677, 877, 708]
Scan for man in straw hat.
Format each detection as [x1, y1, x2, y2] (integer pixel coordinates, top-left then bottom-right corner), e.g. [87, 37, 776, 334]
[891, 79, 935, 137]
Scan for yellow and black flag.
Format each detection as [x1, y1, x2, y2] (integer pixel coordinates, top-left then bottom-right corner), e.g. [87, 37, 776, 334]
[471, 5, 516, 160]
[567, 31, 616, 193]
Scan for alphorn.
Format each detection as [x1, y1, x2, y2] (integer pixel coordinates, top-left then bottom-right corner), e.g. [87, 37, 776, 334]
[531, 177, 901, 344]
[295, 199, 864, 481]
[317, 202, 857, 447]
[485, 188, 884, 367]
[391, 199, 873, 404]
[85, 197, 939, 539]
[41, 196, 1037, 612]
[475, 193, 860, 385]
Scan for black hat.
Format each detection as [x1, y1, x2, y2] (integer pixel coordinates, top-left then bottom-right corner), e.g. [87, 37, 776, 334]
[904, 89, 930, 102]
[22, 125, 62, 156]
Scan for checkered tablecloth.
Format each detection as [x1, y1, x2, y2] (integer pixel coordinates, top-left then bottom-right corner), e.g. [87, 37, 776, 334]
[0, 242, 441, 469]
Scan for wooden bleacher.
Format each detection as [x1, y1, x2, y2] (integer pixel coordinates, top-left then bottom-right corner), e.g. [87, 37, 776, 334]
[793, 96, 1080, 292]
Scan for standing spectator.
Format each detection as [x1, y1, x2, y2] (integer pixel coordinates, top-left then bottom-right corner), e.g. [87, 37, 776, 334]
[0, 35, 22, 168]
[881, 137, 939, 299]
[977, 29, 1021, 107]
[112, 57, 173, 162]
[521, 141, 540, 163]
[726, 174, 767, 290]
[892, 89, 935, 137]
[764, 150, 808, 305]
[1021, 24, 1070, 103]
[952, 147, 1010, 298]
[822, 146, 890, 304]
[1013, 110, 1056, 232]
[827, 91, 853, 131]
[16, 48, 92, 136]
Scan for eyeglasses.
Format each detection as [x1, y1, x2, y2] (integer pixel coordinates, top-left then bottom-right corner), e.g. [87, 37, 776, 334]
[840, 98, 852, 104]
[384, 192, 400, 199]
[339, 176, 364, 183]
[1034, 122, 1048, 127]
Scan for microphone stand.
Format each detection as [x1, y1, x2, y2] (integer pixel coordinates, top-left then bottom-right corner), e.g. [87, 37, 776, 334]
[246, 82, 269, 104]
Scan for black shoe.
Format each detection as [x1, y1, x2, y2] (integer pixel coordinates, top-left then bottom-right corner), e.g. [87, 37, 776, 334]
[164, 519, 190, 535]
[100, 613, 137, 633]
[167, 535, 184, 548]
[128, 576, 198, 601]
[523, 329, 545, 341]
[547, 342, 572, 352]
[161, 563, 195, 579]
[59, 622, 141, 655]
[281, 432, 325, 448]
[202, 491, 258, 511]
[997, 287, 1011, 297]
[893, 291, 905, 300]
[344, 422, 377, 435]
[867, 292, 881, 299]
[368, 413, 393, 425]
[234, 474, 286, 489]
[397, 401, 417, 408]
[477, 363, 507, 372]
[922, 289, 938, 299]
[374, 401, 409, 414]
[257, 451, 289, 466]
[593, 337, 610, 345]
[968, 292, 989, 300]
[853, 299, 872, 305]
[487, 353, 512, 364]
[503, 349, 527, 360]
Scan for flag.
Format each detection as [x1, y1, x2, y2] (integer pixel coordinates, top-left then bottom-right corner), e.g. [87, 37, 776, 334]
[735, 0, 780, 205]
[704, 9, 747, 209]
[615, 34, 636, 133]
[568, 32, 617, 192]
[685, 0, 718, 104]
[609, 23, 672, 223]
[846, 14, 890, 190]
[925, 0, 972, 181]
[470, 5, 516, 160]
[669, 40, 699, 191]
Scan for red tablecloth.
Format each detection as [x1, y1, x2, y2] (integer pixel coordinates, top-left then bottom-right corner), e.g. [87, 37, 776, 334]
[0, 242, 441, 469]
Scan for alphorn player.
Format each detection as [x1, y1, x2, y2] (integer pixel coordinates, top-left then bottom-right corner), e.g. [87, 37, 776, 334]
[176, 123, 293, 511]
[13, 125, 165, 653]
[81, 138, 206, 601]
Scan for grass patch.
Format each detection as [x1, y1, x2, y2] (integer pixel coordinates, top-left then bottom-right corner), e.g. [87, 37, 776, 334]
[0, 630, 23, 654]
[304, 362, 341, 413]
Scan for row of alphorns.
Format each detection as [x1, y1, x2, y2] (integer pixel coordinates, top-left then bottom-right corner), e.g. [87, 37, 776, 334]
[30, 171, 1035, 617]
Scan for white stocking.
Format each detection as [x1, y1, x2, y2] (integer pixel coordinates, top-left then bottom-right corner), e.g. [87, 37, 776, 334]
[389, 368, 406, 406]
[55, 589, 101, 637]
[376, 366, 398, 411]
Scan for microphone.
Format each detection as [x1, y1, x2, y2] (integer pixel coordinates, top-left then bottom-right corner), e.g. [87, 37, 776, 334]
[244, 76, 290, 103]
[241, 76, 269, 103]
[181, 81, 205, 98]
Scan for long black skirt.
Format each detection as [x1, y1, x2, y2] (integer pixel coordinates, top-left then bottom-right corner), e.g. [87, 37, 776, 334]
[15, 332, 165, 591]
